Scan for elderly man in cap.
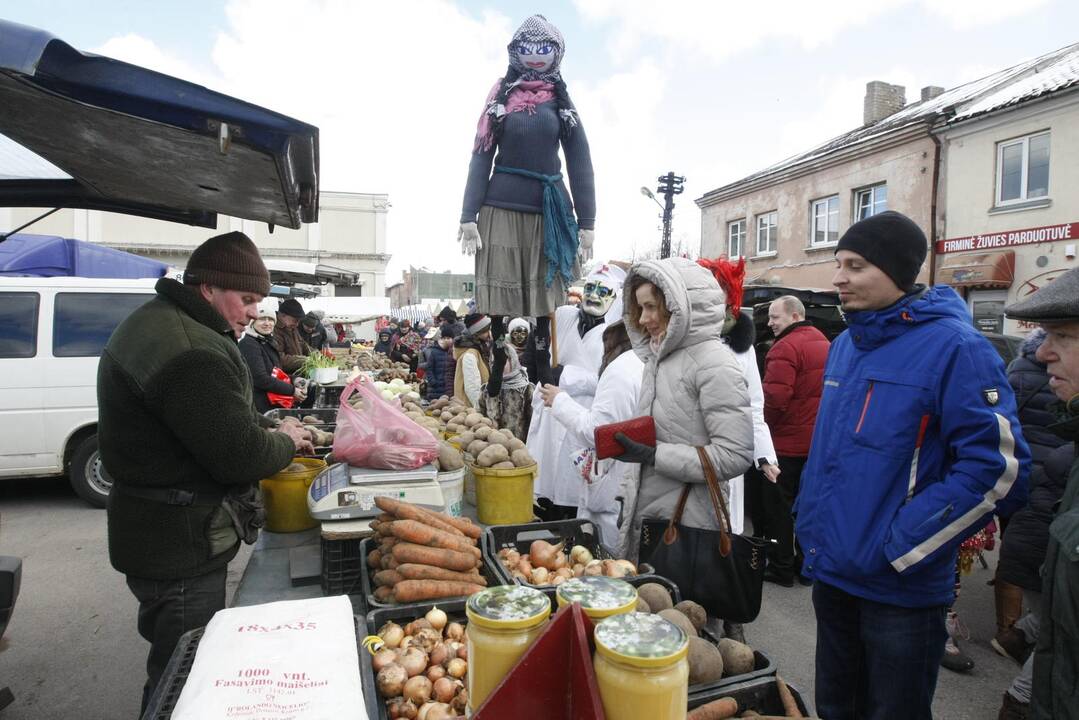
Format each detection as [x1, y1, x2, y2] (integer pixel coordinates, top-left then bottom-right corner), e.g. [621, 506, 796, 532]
[1005, 271, 1079, 720]
[272, 297, 312, 373]
[794, 211, 1030, 720]
[97, 231, 313, 711]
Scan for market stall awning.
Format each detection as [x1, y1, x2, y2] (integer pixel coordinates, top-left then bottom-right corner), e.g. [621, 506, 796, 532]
[0, 19, 319, 230]
[935, 250, 1015, 288]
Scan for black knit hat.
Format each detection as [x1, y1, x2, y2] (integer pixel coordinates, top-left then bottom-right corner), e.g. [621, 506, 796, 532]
[278, 298, 305, 319]
[301, 312, 320, 329]
[440, 325, 456, 339]
[835, 211, 927, 292]
[183, 231, 270, 295]
[438, 306, 457, 322]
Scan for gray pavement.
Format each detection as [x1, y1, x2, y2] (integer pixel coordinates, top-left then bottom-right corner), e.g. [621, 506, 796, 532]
[0, 476, 1026, 719]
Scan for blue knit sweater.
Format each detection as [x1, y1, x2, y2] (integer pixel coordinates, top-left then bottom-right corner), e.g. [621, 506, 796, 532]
[461, 100, 595, 230]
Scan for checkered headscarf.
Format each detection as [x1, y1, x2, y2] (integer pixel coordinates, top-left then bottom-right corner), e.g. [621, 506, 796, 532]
[508, 14, 565, 83]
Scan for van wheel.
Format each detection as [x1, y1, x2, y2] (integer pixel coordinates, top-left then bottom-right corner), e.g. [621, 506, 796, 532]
[69, 434, 111, 508]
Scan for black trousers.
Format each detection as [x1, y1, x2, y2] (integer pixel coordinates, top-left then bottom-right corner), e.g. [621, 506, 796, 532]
[126, 566, 227, 713]
[761, 455, 807, 579]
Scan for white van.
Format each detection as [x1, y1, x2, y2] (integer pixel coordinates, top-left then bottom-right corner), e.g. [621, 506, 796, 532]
[0, 276, 157, 506]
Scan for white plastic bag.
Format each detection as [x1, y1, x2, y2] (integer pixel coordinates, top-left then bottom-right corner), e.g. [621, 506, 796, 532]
[171, 595, 367, 720]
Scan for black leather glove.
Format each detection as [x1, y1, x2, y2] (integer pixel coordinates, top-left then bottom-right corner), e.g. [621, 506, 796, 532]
[615, 432, 656, 465]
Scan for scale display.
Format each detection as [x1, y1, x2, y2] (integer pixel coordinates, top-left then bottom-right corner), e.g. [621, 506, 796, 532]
[308, 463, 443, 521]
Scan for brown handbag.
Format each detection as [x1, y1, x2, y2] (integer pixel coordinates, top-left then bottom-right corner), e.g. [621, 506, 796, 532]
[643, 447, 769, 622]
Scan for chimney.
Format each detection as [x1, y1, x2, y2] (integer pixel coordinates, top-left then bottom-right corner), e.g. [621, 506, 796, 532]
[921, 85, 945, 102]
[863, 81, 906, 126]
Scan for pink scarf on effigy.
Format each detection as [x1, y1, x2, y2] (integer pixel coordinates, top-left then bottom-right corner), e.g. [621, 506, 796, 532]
[473, 79, 555, 152]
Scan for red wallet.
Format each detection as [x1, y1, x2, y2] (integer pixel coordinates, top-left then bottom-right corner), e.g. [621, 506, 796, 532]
[594, 416, 656, 460]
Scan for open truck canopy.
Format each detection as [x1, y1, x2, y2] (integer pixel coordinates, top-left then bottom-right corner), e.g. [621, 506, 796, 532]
[0, 19, 319, 231]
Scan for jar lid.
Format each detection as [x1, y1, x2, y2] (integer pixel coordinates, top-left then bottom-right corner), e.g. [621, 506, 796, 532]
[466, 585, 551, 629]
[594, 612, 689, 668]
[555, 577, 638, 618]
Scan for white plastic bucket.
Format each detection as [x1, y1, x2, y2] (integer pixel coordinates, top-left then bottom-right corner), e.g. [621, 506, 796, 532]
[311, 367, 339, 384]
[438, 468, 465, 517]
[463, 464, 477, 508]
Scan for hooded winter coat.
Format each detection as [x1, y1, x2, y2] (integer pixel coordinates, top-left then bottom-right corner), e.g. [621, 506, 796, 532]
[620, 258, 754, 559]
[794, 285, 1030, 608]
[1008, 331, 1068, 471]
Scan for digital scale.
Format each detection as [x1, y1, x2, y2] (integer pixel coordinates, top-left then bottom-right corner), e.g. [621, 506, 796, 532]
[307, 462, 443, 521]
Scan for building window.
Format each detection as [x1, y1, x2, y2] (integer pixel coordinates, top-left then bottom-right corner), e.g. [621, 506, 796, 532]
[53, 293, 152, 357]
[0, 292, 39, 358]
[997, 132, 1050, 205]
[756, 211, 777, 255]
[810, 196, 839, 246]
[854, 184, 888, 220]
[727, 219, 746, 258]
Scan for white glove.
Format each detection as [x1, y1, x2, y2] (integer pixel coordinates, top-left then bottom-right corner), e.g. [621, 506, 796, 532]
[578, 228, 594, 263]
[458, 222, 482, 256]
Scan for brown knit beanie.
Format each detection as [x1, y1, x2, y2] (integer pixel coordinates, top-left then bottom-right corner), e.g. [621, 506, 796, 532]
[183, 231, 271, 295]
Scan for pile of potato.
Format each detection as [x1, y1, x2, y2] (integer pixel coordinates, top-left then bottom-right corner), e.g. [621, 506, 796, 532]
[496, 542, 638, 586]
[424, 397, 535, 469]
[633, 583, 757, 688]
[277, 415, 334, 447]
[370, 606, 469, 719]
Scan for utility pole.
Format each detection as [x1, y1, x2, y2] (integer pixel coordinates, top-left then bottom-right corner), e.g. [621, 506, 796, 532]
[656, 172, 685, 259]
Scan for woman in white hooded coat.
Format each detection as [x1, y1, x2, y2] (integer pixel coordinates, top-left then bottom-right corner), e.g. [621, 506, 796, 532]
[614, 258, 754, 562]
[538, 320, 643, 548]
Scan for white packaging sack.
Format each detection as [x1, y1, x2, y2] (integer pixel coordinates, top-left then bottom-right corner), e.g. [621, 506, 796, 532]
[170, 595, 368, 720]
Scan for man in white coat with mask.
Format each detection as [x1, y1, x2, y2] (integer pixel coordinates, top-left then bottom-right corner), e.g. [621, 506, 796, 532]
[539, 319, 643, 547]
[527, 263, 626, 520]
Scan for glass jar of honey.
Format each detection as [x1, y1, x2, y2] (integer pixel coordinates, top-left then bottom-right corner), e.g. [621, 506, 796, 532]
[555, 576, 638, 621]
[593, 612, 689, 720]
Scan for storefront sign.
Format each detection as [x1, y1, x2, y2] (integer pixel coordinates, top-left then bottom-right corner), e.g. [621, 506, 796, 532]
[936, 221, 1078, 255]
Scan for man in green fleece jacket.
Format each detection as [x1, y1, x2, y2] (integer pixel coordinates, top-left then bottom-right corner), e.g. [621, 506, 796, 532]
[97, 231, 312, 711]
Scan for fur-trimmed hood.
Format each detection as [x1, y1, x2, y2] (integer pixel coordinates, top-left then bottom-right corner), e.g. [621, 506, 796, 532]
[723, 310, 755, 355]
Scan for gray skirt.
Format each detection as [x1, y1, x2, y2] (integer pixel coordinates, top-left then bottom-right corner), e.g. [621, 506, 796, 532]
[475, 205, 579, 317]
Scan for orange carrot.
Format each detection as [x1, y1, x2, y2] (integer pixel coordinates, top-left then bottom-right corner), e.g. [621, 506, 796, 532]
[396, 563, 487, 586]
[373, 569, 402, 587]
[775, 676, 803, 718]
[367, 548, 382, 569]
[373, 585, 394, 603]
[392, 542, 479, 573]
[375, 497, 466, 537]
[686, 696, 738, 720]
[388, 520, 482, 558]
[423, 509, 482, 540]
[392, 579, 485, 602]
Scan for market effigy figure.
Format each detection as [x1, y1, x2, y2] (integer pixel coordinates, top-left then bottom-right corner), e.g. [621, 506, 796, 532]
[458, 14, 595, 390]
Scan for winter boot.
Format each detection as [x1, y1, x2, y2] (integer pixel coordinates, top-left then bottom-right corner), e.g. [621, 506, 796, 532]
[992, 626, 1034, 666]
[994, 577, 1024, 635]
[997, 691, 1029, 720]
[941, 611, 975, 673]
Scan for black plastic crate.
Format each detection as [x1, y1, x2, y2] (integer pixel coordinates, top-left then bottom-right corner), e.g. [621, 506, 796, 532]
[142, 617, 364, 720]
[483, 518, 678, 600]
[358, 536, 503, 610]
[687, 675, 811, 716]
[360, 599, 473, 720]
[322, 536, 364, 600]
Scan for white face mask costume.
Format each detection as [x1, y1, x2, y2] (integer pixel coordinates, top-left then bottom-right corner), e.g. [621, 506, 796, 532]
[514, 40, 556, 75]
[581, 279, 617, 317]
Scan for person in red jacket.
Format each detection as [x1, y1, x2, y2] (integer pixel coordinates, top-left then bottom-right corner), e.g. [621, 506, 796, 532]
[761, 295, 831, 586]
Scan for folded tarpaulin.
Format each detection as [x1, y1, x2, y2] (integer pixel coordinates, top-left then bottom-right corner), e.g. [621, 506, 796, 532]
[0, 233, 167, 278]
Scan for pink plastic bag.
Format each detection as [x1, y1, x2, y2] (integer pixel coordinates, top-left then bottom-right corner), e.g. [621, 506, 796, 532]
[333, 376, 438, 469]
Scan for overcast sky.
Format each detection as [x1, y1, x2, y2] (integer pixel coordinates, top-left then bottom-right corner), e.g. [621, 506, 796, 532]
[4, 0, 1076, 281]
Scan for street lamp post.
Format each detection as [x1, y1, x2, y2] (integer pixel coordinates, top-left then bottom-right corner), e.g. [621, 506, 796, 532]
[641, 173, 685, 259]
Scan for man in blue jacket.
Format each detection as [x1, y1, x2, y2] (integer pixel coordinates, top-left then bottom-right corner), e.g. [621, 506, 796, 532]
[795, 211, 1030, 720]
